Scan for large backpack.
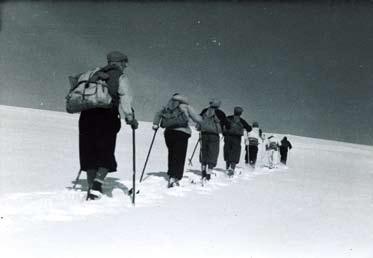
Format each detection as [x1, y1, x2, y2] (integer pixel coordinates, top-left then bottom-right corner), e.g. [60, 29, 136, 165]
[160, 102, 189, 129]
[65, 68, 112, 114]
[199, 108, 221, 134]
[225, 116, 244, 136]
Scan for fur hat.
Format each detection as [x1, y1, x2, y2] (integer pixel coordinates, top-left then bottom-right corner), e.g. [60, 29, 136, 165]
[107, 51, 128, 62]
[209, 99, 221, 108]
[234, 106, 243, 115]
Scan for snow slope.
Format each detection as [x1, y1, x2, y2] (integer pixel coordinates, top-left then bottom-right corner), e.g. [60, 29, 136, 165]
[1, 105, 373, 258]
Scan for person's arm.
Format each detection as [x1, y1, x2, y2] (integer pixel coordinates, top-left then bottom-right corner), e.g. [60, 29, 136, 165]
[117, 75, 135, 123]
[200, 108, 207, 116]
[216, 110, 230, 130]
[289, 141, 293, 150]
[186, 105, 203, 124]
[152, 108, 163, 130]
[241, 118, 252, 132]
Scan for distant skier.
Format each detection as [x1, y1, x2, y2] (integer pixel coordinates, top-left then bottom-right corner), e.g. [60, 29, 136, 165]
[244, 121, 263, 168]
[279, 136, 292, 165]
[197, 99, 230, 181]
[153, 93, 202, 188]
[265, 135, 280, 169]
[223, 107, 252, 176]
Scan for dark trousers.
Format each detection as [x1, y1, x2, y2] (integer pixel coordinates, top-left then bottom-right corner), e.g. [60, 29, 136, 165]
[246, 145, 258, 165]
[164, 129, 190, 180]
[223, 135, 242, 165]
[79, 108, 121, 172]
[199, 133, 220, 169]
[280, 150, 288, 164]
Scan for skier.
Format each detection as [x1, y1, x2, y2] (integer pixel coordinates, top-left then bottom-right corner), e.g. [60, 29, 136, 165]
[152, 93, 202, 188]
[265, 135, 280, 169]
[244, 121, 263, 168]
[223, 107, 252, 176]
[79, 51, 138, 200]
[197, 99, 230, 181]
[279, 136, 293, 165]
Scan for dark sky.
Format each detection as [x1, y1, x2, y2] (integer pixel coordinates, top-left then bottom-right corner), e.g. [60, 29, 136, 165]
[1, 0, 372, 145]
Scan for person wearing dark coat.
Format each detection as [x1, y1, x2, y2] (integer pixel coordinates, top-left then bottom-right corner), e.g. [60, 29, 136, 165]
[79, 51, 138, 200]
[198, 99, 230, 180]
[152, 93, 202, 188]
[223, 107, 252, 176]
[279, 136, 292, 165]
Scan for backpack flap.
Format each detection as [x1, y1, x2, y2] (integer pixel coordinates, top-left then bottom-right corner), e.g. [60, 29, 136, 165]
[200, 108, 221, 134]
[160, 106, 189, 129]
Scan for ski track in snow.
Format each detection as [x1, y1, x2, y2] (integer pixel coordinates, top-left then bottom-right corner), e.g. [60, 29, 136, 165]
[0, 164, 286, 227]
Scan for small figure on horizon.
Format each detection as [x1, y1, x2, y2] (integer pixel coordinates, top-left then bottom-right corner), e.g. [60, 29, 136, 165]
[279, 136, 293, 165]
[265, 135, 280, 169]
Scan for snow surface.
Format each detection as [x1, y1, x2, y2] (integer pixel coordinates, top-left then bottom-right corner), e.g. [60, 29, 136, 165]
[1, 105, 373, 258]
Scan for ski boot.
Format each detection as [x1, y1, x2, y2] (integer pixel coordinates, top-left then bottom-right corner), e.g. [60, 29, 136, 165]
[87, 180, 103, 200]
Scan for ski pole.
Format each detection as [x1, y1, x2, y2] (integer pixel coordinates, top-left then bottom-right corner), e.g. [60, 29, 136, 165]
[72, 169, 82, 189]
[139, 128, 159, 183]
[131, 110, 136, 205]
[188, 138, 200, 166]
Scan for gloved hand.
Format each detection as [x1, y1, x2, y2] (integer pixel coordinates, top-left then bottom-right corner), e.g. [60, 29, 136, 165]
[126, 118, 138, 130]
[152, 124, 159, 131]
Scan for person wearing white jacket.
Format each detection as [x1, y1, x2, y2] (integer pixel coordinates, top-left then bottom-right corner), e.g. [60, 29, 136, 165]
[265, 135, 280, 169]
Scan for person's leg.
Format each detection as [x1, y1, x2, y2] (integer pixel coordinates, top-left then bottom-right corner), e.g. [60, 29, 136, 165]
[86, 169, 97, 189]
[172, 132, 189, 181]
[209, 134, 220, 169]
[245, 145, 249, 164]
[91, 167, 109, 194]
[253, 146, 259, 165]
[164, 130, 175, 179]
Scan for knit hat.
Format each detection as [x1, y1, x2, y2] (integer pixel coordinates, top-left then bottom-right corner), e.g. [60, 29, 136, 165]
[107, 51, 128, 62]
[234, 106, 243, 116]
[209, 99, 221, 108]
[253, 121, 259, 127]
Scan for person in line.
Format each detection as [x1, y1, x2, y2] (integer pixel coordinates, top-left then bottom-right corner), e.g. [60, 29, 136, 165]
[198, 99, 230, 181]
[223, 107, 252, 176]
[153, 93, 202, 188]
[245, 121, 263, 168]
[265, 135, 280, 169]
[79, 51, 138, 200]
[279, 136, 293, 165]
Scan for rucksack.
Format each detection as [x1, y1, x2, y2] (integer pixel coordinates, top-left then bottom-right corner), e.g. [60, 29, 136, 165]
[65, 68, 112, 114]
[267, 140, 278, 150]
[160, 103, 189, 129]
[199, 108, 221, 134]
[225, 116, 244, 136]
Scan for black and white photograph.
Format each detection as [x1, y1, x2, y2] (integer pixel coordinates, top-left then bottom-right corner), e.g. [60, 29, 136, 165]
[1, 0, 373, 257]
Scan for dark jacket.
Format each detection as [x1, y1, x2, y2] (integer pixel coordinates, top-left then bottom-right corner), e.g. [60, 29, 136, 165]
[224, 115, 252, 137]
[280, 138, 292, 152]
